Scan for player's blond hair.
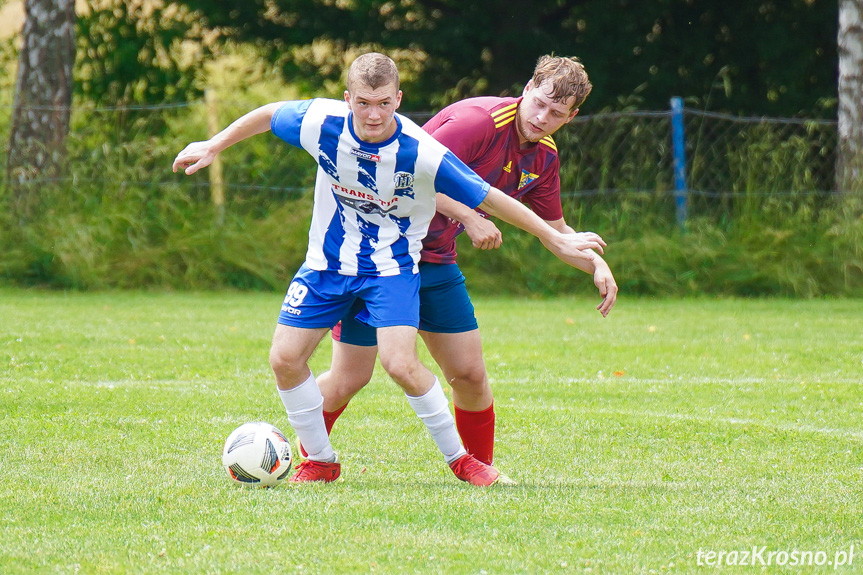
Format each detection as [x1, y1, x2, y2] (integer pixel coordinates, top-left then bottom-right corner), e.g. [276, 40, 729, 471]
[531, 55, 593, 110]
[346, 53, 400, 92]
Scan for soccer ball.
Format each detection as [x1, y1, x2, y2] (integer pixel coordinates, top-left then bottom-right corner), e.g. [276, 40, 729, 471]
[222, 422, 293, 487]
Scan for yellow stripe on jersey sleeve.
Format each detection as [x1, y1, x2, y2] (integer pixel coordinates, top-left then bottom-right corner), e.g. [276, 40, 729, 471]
[540, 136, 557, 152]
[493, 110, 517, 128]
[491, 103, 518, 128]
[490, 102, 518, 119]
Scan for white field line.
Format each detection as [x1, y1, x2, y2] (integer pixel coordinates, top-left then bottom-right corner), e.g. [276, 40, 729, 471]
[497, 377, 863, 439]
[552, 376, 863, 385]
[579, 407, 863, 441]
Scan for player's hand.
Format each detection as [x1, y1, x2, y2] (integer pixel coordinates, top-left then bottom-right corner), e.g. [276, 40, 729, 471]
[592, 259, 618, 317]
[172, 141, 216, 175]
[464, 216, 503, 250]
[569, 231, 606, 255]
[542, 232, 603, 266]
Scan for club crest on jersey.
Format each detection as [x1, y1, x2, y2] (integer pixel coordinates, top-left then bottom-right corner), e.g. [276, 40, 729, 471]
[393, 171, 415, 198]
[518, 169, 539, 190]
[350, 148, 381, 162]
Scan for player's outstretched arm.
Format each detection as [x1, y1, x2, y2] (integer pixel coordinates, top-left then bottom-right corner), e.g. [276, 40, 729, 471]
[478, 187, 618, 316]
[172, 102, 284, 175]
[545, 218, 606, 249]
[477, 187, 604, 262]
[435, 193, 502, 250]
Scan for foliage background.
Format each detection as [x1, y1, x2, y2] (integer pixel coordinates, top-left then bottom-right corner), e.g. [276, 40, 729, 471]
[157, 0, 840, 118]
[0, 0, 860, 297]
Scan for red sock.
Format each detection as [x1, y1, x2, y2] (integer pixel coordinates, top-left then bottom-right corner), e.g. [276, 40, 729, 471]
[454, 403, 495, 465]
[323, 403, 348, 435]
[299, 403, 348, 458]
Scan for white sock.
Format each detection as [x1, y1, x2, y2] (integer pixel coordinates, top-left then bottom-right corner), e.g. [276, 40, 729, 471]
[406, 377, 466, 464]
[277, 373, 335, 463]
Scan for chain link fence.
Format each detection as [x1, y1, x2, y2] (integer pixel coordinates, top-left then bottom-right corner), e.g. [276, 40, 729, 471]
[2, 99, 858, 295]
[555, 107, 837, 196]
[551, 105, 839, 230]
[1, 99, 841, 223]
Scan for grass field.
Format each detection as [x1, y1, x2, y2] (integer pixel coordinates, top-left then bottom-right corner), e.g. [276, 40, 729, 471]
[1, 289, 861, 574]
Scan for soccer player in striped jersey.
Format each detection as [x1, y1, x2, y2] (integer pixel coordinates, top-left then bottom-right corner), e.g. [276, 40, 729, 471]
[172, 53, 605, 485]
[315, 55, 618, 474]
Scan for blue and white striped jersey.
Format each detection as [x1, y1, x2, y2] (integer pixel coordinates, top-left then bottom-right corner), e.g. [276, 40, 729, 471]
[271, 98, 490, 276]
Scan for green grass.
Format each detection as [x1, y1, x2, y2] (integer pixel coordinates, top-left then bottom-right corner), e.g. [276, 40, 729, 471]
[1, 289, 861, 573]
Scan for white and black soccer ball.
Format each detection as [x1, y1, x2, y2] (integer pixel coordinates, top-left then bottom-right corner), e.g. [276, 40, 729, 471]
[222, 422, 293, 487]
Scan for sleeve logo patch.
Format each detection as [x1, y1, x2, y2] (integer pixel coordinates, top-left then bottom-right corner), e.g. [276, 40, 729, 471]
[518, 169, 539, 190]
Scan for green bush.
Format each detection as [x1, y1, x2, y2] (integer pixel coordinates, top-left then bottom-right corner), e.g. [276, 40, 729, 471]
[1, 51, 859, 296]
[0, 180, 312, 290]
[2, 115, 862, 296]
[455, 194, 863, 298]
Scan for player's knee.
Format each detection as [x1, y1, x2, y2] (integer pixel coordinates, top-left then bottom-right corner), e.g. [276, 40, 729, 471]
[378, 355, 419, 388]
[378, 356, 408, 383]
[333, 372, 372, 400]
[447, 363, 488, 392]
[269, 345, 304, 380]
[345, 362, 375, 386]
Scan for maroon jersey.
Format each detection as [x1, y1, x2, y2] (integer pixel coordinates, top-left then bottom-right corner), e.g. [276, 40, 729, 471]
[420, 96, 564, 264]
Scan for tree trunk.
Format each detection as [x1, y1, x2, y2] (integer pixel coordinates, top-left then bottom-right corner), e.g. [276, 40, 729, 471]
[838, 0, 863, 194]
[6, 0, 76, 209]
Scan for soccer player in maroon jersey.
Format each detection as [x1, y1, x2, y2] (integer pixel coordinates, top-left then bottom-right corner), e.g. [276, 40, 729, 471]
[308, 55, 618, 476]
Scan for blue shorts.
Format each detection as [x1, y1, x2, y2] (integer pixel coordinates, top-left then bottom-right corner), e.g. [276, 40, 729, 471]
[332, 262, 478, 346]
[278, 264, 421, 330]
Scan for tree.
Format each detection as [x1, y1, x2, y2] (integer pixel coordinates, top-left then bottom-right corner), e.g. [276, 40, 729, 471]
[169, 0, 837, 116]
[75, 0, 200, 106]
[6, 0, 76, 208]
[838, 0, 863, 193]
